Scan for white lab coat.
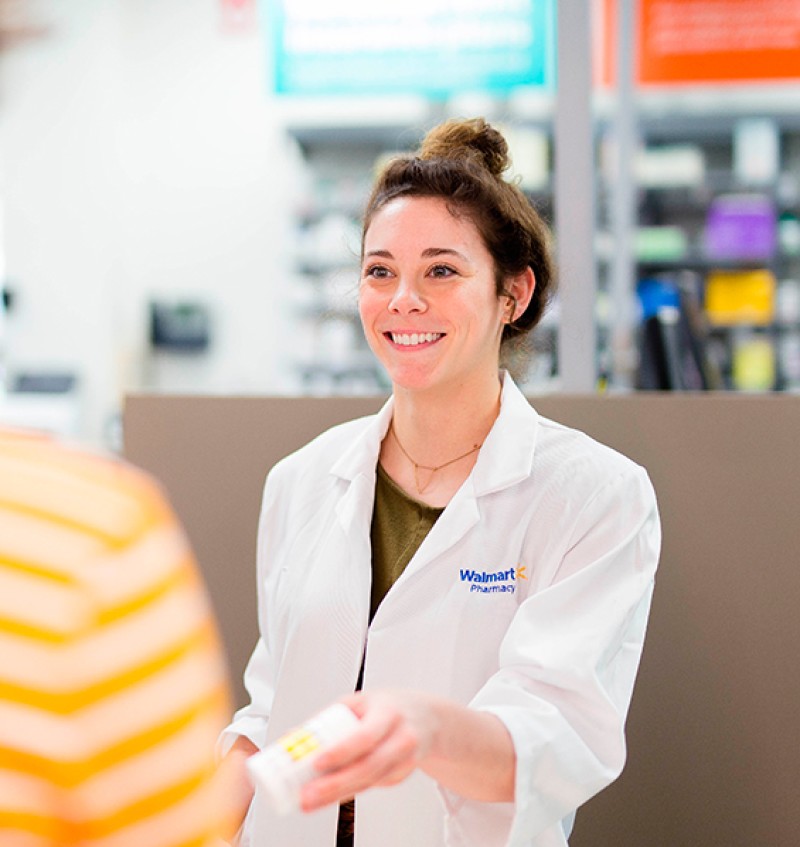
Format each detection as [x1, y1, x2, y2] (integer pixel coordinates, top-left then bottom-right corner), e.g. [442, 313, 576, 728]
[222, 373, 661, 847]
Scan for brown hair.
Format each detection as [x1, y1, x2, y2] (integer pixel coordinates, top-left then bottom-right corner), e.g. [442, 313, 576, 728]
[361, 117, 555, 351]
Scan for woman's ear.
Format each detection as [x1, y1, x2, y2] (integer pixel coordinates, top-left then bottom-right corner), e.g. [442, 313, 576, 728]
[505, 267, 536, 322]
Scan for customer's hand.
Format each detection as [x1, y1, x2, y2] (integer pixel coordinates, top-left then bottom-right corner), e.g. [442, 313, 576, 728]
[224, 736, 259, 829]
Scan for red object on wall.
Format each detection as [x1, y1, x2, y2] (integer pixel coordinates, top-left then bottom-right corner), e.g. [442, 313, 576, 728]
[220, 0, 258, 34]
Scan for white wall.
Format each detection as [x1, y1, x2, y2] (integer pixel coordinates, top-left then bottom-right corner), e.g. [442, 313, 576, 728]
[0, 0, 299, 445]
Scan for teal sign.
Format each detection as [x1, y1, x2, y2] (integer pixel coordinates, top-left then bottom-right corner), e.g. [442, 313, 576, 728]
[264, 1, 554, 97]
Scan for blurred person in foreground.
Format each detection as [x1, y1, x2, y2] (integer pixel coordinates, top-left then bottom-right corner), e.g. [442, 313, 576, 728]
[0, 425, 238, 846]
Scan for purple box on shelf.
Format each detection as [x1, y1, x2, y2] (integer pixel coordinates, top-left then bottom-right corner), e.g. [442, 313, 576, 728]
[704, 194, 777, 261]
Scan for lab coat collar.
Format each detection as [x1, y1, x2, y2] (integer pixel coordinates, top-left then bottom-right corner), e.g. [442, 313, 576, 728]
[470, 371, 539, 497]
[329, 372, 538, 498]
[329, 398, 393, 542]
[330, 395, 394, 483]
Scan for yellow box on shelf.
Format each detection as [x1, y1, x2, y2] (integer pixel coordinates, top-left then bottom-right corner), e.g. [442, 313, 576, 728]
[732, 336, 776, 392]
[704, 269, 775, 326]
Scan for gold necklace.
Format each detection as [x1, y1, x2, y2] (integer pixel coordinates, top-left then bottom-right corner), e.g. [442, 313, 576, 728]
[389, 423, 482, 495]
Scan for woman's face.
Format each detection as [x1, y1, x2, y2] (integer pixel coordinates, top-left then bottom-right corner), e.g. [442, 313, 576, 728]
[359, 196, 510, 394]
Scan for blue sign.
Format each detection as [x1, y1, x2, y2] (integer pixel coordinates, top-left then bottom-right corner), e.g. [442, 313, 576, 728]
[264, 0, 554, 98]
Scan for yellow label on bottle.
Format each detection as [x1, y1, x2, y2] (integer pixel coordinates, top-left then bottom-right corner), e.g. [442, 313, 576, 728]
[280, 728, 322, 761]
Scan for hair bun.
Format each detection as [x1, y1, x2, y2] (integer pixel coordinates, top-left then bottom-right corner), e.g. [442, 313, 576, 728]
[418, 117, 509, 178]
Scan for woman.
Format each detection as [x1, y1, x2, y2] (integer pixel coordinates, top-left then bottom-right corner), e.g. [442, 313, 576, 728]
[222, 118, 661, 846]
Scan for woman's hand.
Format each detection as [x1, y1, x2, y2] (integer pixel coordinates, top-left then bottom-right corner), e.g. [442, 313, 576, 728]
[299, 689, 515, 813]
[299, 689, 438, 811]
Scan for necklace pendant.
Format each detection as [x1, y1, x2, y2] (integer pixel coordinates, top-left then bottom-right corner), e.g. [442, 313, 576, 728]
[389, 422, 481, 496]
[413, 464, 434, 495]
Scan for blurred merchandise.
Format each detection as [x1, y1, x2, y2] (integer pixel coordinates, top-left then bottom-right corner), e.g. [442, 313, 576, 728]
[704, 195, 777, 262]
[733, 118, 779, 187]
[778, 212, 800, 257]
[731, 334, 776, 392]
[636, 276, 711, 391]
[499, 124, 550, 191]
[637, 276, 680, 318]
[776, 279, 800, 325]
[635, 226, 688, 262]
[705, 269, 776, 327]
[296, 212, 361, 272]
[778, 332, 800, 390]
[635, 145, 705, 189]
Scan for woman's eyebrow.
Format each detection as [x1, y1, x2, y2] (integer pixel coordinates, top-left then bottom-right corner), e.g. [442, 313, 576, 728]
[421, 247, 469, 262]
[363, 247, 470, 262]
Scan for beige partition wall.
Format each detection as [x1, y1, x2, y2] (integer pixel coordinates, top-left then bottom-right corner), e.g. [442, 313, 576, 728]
[124, 393, 800, 846]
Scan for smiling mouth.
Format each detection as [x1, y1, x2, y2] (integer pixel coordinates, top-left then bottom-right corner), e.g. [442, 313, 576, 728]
[386, 332, 444, 347]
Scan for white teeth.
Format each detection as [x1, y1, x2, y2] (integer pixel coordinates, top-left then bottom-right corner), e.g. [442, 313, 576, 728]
[390, 332, 442, 346]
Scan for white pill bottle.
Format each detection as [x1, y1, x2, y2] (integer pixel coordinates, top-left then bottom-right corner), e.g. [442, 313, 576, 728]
[246, 703, 361, 815]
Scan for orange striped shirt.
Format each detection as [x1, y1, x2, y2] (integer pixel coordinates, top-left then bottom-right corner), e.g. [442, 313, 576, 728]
[0, 428, 236, 846]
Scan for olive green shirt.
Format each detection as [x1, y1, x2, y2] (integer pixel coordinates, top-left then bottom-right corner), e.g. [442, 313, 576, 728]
[338, 466, 446, 846]
[369, 463, 445, 621]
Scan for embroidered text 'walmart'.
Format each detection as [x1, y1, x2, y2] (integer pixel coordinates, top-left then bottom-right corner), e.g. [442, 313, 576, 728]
[460, 566, 527, 594]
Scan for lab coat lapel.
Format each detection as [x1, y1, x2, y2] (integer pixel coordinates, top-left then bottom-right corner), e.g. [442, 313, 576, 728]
[405, 483, 480, 576]
[470, 372, 539, 496]
[334, 473, 374, 546]
[332, 396, 393, 541]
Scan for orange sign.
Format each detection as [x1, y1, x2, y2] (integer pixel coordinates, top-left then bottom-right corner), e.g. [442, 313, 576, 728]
[638, 0, 800, 84]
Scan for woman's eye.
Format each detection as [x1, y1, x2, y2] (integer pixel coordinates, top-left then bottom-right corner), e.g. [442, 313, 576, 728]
[429, 264, 457, 279]
[363, 265, 391, 280]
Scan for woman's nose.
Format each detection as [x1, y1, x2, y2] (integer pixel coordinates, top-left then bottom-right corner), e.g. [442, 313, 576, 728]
[388, 278, 426, 313]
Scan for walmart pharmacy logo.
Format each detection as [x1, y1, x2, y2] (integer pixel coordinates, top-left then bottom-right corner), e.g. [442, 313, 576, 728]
[460, 565, 527, 594]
